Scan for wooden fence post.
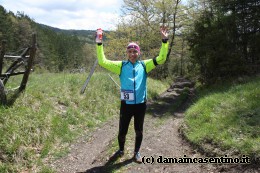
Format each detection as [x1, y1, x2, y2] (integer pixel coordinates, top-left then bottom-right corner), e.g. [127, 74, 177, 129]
[0, 40, 6, 76]
[0, 40, 7, 105]
[0, 79, 7, 105]
[19, 33, 37, 91]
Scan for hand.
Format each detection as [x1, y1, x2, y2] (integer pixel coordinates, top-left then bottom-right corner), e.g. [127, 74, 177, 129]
[160, 26, 169, 40]
[95, 28, 103, 43]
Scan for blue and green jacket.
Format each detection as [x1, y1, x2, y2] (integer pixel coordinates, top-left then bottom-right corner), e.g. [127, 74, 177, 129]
[96, 41, 168, 104]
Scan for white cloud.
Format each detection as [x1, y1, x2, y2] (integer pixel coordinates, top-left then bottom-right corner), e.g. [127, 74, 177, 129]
[0, 0, 122, 30]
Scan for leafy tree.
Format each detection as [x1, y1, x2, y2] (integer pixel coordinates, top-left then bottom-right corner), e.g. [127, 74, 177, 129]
[108, 0, 190, 79]
[187, 0, 259, 84]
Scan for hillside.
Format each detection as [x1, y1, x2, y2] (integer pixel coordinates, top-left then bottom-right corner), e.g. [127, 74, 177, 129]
[37, 23, 106, 44]
[182, 75, 260, 159]
[38, 23, 95, 37]
[0, 72, 169, 172]
[0, 5, 97, 72]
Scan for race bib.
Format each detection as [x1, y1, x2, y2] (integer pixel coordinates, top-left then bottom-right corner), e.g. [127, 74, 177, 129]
[121, 90, 134, 101]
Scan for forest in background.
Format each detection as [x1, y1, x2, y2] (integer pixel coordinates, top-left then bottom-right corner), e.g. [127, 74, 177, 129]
[0, 5, 96, 73]
[0, 0, 259, 85]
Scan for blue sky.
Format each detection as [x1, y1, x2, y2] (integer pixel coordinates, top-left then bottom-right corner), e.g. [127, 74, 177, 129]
[0, 0, 123, 30]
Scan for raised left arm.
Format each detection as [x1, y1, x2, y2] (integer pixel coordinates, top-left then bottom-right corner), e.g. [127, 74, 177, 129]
[144, 26, 169, 73]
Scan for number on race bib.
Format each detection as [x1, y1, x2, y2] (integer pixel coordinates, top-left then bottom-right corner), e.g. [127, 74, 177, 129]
[121, 90, 134, 101]
[124, 93, 129, 100]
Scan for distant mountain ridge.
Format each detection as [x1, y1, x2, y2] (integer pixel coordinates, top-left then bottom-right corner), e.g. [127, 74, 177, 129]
[37, 23, 95, 43]
[0, 5, 100, 71]
[38, 23, 110, 43]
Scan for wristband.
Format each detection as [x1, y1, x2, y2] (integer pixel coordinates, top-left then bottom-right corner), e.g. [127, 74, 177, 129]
[162, 39, 168, 43]
[153, 57, 158, 66]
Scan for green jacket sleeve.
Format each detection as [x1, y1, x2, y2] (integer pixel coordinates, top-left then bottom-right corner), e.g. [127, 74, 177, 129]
[144, 42, 169, 73]
[96, 44, 122, 75]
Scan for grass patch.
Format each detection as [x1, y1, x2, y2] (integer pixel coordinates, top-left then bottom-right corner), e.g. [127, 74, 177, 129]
[147, 78, 169, 99]
[183, 76, 260, 159]
[0, 71, 168, 172]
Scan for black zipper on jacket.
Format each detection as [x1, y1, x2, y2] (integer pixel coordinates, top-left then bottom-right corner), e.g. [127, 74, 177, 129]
[132, 63, 136, 104]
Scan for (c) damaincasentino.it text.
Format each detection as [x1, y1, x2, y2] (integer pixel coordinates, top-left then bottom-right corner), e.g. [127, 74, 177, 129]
[142, 155, 259, 164]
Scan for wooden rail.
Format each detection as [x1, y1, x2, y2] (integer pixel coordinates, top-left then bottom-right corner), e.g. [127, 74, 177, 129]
[0, 33, 37, 105]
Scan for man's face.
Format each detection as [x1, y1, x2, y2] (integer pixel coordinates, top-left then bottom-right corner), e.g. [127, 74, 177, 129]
[127, 48, 139, 63]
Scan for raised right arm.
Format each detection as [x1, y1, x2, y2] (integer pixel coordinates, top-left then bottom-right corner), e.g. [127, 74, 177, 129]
[96, 44, 122, 75]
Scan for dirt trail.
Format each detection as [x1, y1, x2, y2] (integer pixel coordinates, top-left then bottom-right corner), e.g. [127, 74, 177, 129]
[50, 78, 257, 173]
[49, 118, 119, 172]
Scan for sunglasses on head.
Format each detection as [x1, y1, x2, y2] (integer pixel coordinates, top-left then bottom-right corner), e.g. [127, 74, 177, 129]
[127, 45, 139, 50]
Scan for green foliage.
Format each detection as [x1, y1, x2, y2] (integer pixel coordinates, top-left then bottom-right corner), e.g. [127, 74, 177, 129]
[117, 0, 198, 80]
[183, 76, 260, 158]
[187, 0, 260, 84]
[32, 23, 89, 72]
[104, 22, 172, 79]
[0, 5, 96, 73]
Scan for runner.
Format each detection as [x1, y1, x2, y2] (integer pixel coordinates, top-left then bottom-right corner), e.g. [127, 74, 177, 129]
[96, 26, 169, 163]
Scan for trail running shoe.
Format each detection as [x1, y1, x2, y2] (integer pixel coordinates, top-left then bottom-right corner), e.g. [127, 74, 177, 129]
[108, 150, 124, 162]
[134, 152, 142, 163]
[115, 150, 124, 157]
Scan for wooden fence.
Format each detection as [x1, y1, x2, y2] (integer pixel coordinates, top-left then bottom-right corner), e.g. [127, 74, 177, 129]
[0, 33, 37, 105]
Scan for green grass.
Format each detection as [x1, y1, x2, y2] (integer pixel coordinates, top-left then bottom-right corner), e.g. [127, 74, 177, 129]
[183, 76, 260, 159]
[0, 71, 168, 172]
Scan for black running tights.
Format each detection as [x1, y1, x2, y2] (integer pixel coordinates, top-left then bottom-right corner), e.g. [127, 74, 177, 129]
[118, 101, 146, 153]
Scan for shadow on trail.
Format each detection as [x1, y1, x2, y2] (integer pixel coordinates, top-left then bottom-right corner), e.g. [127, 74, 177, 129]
[147, 97, 177, 115]
[146, 77, 195, 118]
[77, 153, 134, 173]
[146, 90, 191, 118]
